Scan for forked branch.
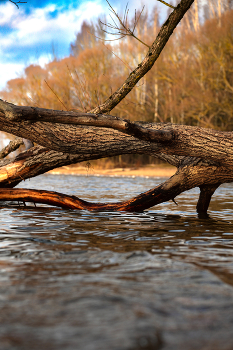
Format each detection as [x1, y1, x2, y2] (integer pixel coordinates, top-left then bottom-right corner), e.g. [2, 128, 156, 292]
[100, 1, 150, 47]
[0, 164, 228, 214]
[0, 172, 187, 211]
[4, 0, 26, 9]
[91, 0, 195, 114]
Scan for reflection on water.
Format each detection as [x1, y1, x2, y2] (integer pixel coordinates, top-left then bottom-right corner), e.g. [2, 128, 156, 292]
[0, 174, 233, 350]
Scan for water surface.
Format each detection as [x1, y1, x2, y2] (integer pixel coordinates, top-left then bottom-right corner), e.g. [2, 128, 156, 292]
[0, 174, 233, 350]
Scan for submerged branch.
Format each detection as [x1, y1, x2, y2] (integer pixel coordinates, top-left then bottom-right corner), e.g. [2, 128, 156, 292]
[196, 184, 221, 215]
[0, 173, 185, 211]
[0, 164, 232, 213]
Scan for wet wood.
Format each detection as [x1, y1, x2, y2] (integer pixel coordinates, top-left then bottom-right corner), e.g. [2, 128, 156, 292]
[196, 184, 221, 214]
[0, 165, 231, 212]
[0, 142, 233, 212]
[0, 0, 231, 215]
[0, 176, 182, 212]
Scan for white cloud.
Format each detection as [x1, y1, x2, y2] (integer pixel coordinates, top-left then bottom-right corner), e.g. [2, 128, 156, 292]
[37, 54, 53, 67]
[0, 0, 167, 90]
[0, 1, 105, 52]
[0, 61, 25, 91]
[0, 2, 23, 26]
[0, 1, 106, 89]
[0, 54, 54, 91]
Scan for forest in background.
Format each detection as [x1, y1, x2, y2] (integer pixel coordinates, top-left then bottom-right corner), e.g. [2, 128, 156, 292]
[0, 0, 233, 167]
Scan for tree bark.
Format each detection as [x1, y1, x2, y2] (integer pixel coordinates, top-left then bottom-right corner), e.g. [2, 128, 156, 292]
[1, 101, 233, 165]
[0, 137, 24, 159]
[196, 184, 220, 216]
[1, 100, 233, 214]
[0, 158, 231, 212]
[0, 127, 232, 213]
[0, 0, 229, 215]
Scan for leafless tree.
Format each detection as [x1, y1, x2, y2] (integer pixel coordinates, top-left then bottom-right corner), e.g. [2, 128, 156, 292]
[1, 0, 231, 217]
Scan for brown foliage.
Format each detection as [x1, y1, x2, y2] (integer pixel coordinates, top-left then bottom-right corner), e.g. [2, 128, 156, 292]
[1, 3, 233, 129]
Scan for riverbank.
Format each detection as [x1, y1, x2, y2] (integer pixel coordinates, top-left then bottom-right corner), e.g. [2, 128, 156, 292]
[49, 164, 176, 177]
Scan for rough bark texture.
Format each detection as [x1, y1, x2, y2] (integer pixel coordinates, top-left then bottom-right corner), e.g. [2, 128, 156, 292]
[0, 0, 228, 215]
[0, 123, 232, 214]
[196, 184, 221, 215]
[0, 137, 24, 159]
[1, 101, 233, 214]
[1, 107, 233, 165]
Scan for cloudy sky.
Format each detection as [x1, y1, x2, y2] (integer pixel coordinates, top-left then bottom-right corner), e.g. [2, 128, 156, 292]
[0, 0, 167, 90]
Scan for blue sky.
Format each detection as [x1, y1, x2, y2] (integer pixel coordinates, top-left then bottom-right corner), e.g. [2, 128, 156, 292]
[0, 0, 167, 90]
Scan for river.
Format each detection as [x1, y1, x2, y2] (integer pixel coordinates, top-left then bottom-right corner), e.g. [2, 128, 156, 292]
[0, 174, 233, 350]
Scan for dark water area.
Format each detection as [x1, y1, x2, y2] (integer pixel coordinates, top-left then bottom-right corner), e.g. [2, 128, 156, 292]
[1, 174, 233, 350]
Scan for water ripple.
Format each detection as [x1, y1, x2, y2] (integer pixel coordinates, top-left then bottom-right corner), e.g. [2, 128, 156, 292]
[0, 175, 233, 349]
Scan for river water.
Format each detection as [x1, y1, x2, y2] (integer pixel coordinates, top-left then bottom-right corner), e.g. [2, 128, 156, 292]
[0, 174, 233, 350]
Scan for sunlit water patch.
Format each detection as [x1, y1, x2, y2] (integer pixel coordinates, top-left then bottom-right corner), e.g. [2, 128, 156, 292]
[0, 174, 233, 350]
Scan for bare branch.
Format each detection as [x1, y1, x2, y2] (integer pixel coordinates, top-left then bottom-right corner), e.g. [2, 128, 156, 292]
[44, 80, 68, 111]
[2, 0, 26, 9]
[157, 0, 176, 9]
[0, 137, 24, 159]
[0, 170, 204, 211]
[91, 0, 195, 115]
[0, 164, 229, 213]
[99, 0, 149, 47]
[100, 42, 132, 70]
[133, 6, 145, 32]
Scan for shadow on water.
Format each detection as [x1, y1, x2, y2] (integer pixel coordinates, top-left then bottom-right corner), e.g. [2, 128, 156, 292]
[0, 175, 233, 350]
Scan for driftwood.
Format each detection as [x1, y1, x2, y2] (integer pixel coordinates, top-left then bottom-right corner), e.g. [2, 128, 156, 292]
[0, 0, 229, 216]
[0, 106, 231, 215]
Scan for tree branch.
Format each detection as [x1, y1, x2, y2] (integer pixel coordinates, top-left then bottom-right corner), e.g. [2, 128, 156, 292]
[196, 183, 220, 215]
[90, 0, 195, 114]
[0, 137, 24, 159]
[0, 163, 231, 212]
[5, 0, 26, 9]
[0, 100, 175, 143]
[1, 102, 233, 166]
[0, 0, 228, 215]
[0, 171, 196, 211]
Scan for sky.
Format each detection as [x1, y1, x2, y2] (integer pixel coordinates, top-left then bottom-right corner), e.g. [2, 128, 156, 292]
[0, 0, 168, 91]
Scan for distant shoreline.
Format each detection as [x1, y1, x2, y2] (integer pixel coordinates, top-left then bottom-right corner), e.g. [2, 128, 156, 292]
[48, 164, 176, 178]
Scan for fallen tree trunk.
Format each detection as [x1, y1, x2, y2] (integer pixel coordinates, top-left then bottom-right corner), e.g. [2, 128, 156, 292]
[0, 164, 226, 213]
[1, 104, 233, 165]
[0, 101, 232, 215]
[0, 120, 232, 214]
[0, 0, 230, 215]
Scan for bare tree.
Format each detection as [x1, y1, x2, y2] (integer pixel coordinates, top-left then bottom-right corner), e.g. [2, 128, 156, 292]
[1, 0, 231, 217]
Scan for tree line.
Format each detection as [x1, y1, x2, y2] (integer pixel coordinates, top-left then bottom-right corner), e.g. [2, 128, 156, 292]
[1, 0, 233, 215]
[1, 0, 232, 130]
[1, 0, 233, 166]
